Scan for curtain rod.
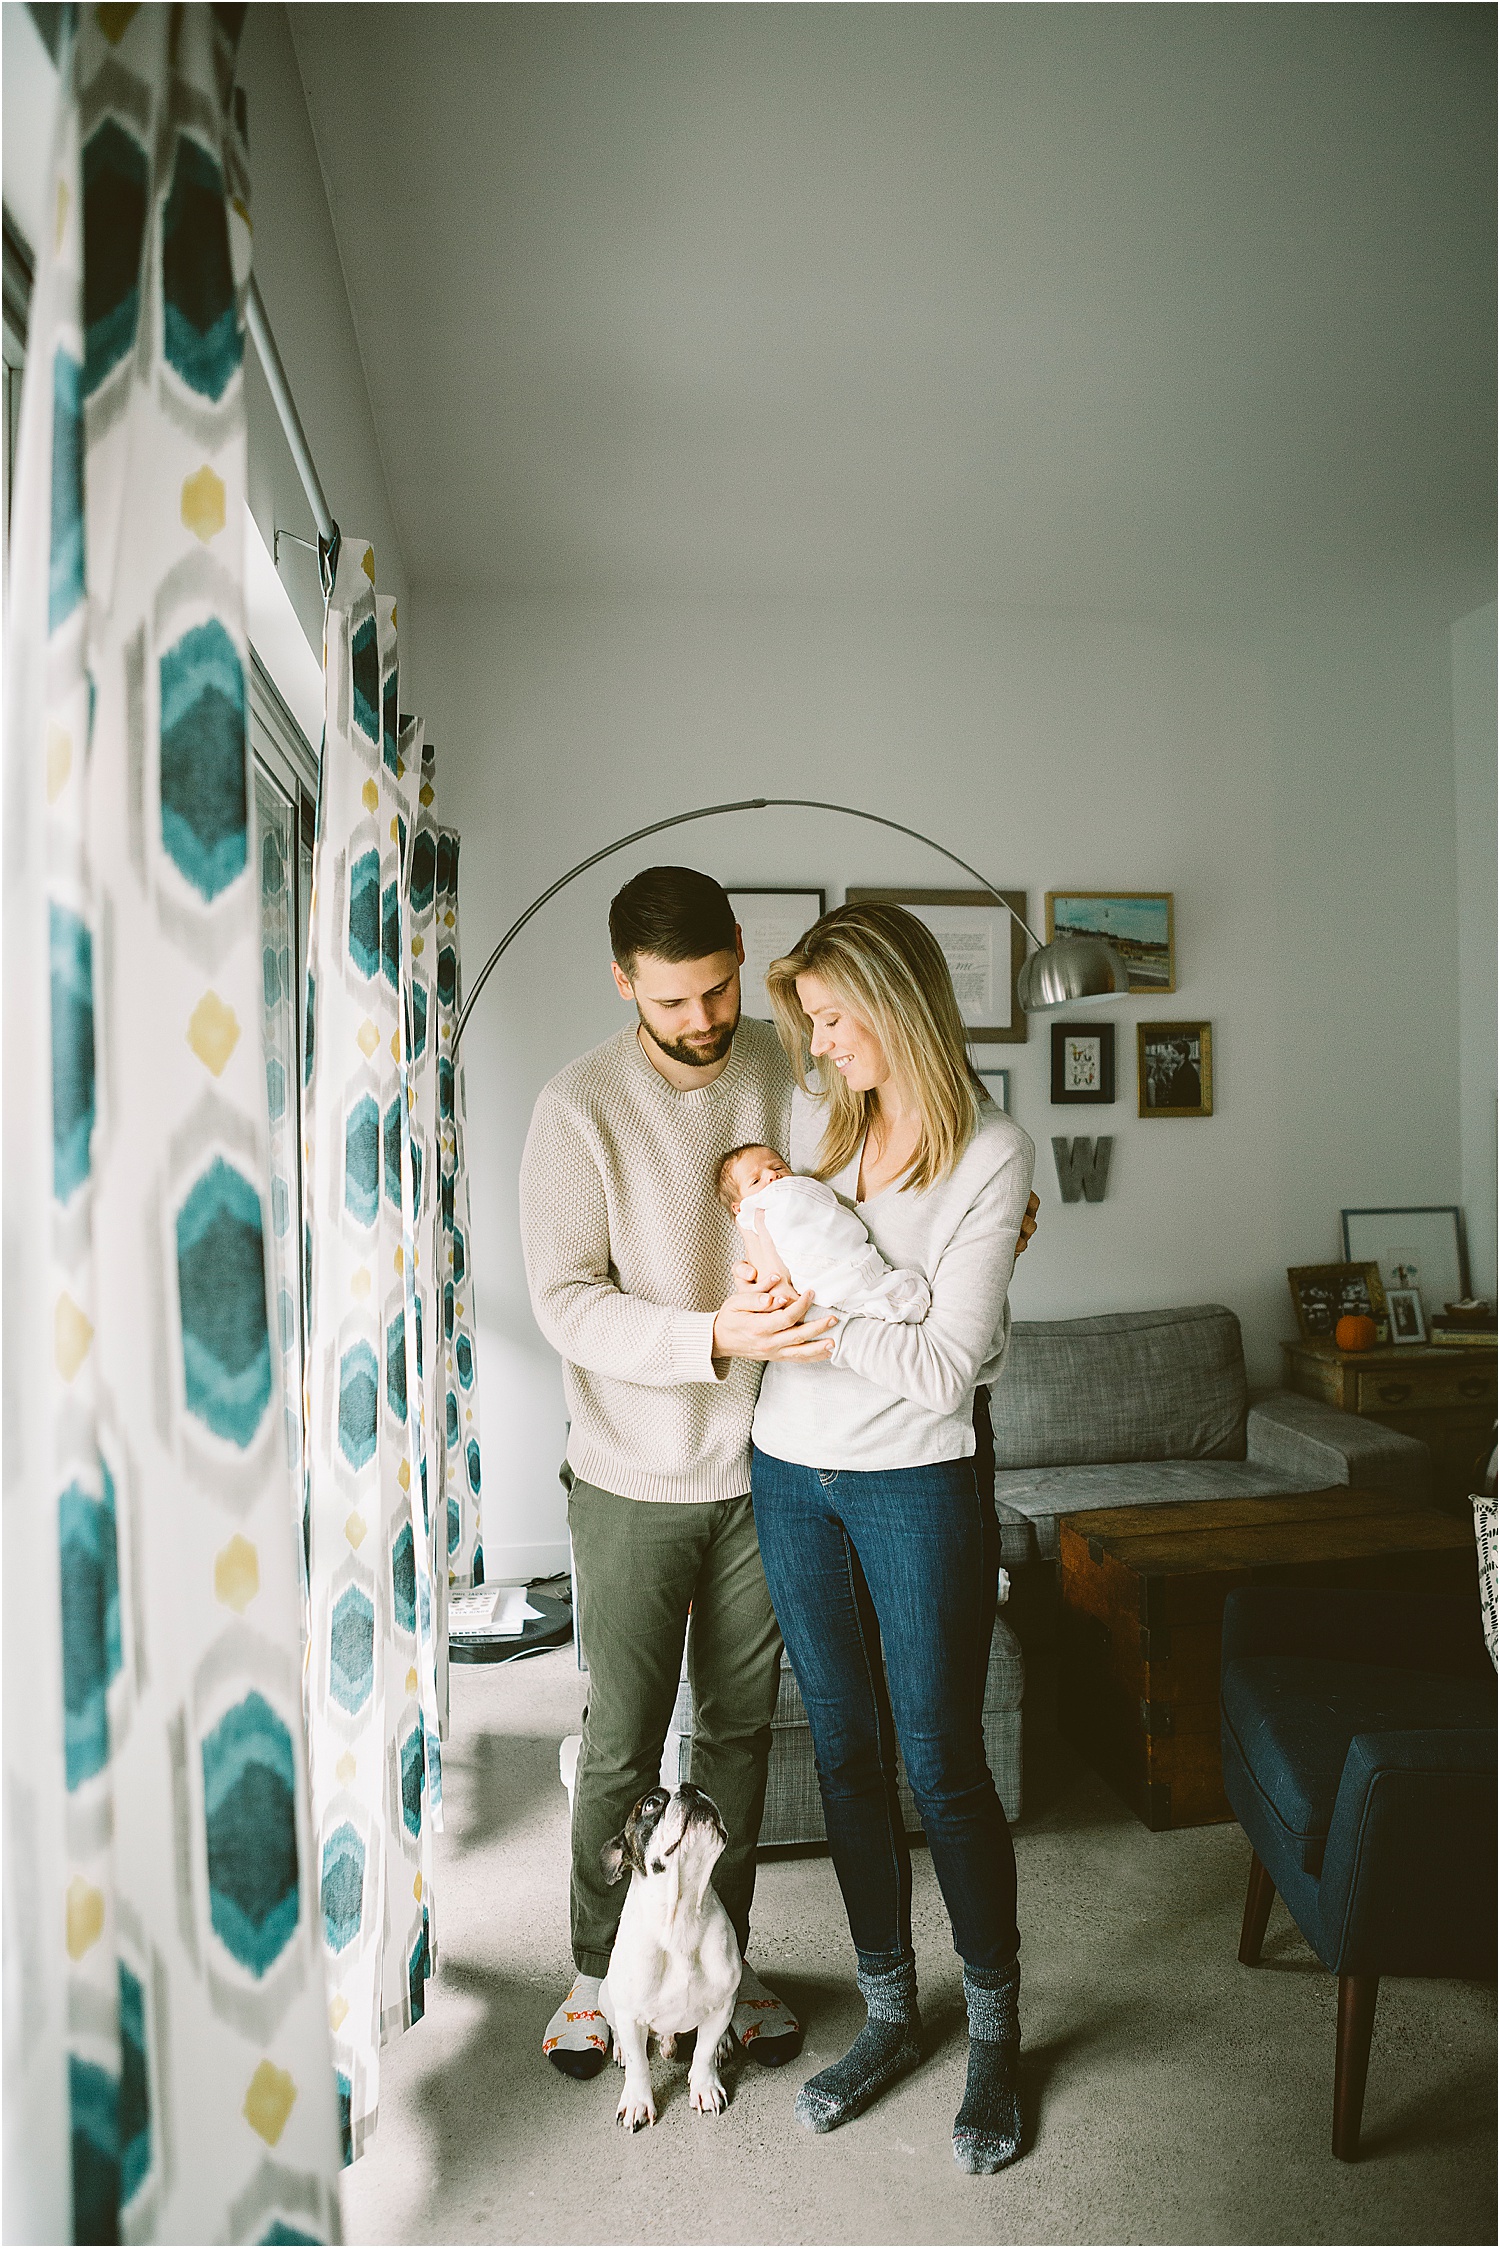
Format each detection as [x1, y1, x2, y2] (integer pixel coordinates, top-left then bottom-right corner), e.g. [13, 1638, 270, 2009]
[245, 274, 341, 579]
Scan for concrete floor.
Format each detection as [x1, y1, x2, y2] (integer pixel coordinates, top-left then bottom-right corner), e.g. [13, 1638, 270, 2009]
[340, 1645, 1495, 2247]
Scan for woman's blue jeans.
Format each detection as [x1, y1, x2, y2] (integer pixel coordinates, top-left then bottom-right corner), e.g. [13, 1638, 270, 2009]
[751, 1445, 1019, 1974]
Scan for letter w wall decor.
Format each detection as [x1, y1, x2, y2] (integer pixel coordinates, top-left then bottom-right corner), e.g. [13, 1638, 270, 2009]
[1052, 1136, 1113, 1203]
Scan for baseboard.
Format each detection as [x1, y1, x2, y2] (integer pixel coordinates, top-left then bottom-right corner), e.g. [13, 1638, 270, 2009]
[484, 1540, 571, 1586]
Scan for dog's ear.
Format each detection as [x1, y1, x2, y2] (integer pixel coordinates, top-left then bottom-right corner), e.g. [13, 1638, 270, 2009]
[600, 1830, 632, 1886]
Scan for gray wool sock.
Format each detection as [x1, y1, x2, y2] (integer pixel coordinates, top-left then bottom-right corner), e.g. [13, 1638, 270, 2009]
[794, 1955, 922, 2134]
[953, 1961, 1022, 2174]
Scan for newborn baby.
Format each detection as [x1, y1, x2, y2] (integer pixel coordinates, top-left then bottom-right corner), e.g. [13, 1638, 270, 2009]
[715, 1144, 932, 1325]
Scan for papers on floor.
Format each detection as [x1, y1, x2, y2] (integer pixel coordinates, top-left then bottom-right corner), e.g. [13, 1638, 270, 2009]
[449, 1585, 546, 1638]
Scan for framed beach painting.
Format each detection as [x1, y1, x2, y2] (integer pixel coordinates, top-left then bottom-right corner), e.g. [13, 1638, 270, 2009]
[726, 889, 825, 1019]
[1047, 891, 1175, 993]
[847, 887, 1029, 1043]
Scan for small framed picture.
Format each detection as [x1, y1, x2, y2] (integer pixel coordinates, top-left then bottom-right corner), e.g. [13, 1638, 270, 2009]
[973, 1064, 1010, 1112]
[1137, 1022, 1213, 1118]
[725, 889, 825, 1019]
[1287, 1261, 1390, 1344]
[1047, 891, 1175, 992]
[1051, 1022, 1114, 1105]
[846, 887, 1029, 1043]
[1385, 1286, 1427, 1345]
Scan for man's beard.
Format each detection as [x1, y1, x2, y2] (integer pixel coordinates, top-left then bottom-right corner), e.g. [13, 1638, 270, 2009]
[637, 1006, 739, 1070]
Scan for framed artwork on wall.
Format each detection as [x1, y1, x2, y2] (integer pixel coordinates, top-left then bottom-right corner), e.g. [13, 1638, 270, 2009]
[846, 887, 1029, 1043]
[1287, 1261, 1390, 1344]
[969, 1054, 1010, 1112]
[725, 889, 825, 1019]
[1047, 891, 1176, 992]
[1051, 1021, 1115, 1104]
[1339, 1205, 1471, 1316]
[1137, 1021, 1213, 1117]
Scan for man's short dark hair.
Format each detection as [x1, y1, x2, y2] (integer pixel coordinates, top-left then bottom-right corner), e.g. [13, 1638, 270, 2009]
[609, 866, 737, 974]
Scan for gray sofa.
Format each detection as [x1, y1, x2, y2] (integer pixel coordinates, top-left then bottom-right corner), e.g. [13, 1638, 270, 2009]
[665, 1624, 1024, 1846]
[988, 1303, 1433, 1794]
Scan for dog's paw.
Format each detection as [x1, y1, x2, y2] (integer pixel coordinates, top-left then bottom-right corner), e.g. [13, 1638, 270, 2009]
[659, 2033, 677, 2062]
[688, 2070, 728, 2117]
[616, 2087, 656, 2132]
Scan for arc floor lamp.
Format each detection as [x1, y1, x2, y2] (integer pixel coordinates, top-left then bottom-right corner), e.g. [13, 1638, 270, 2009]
[453, 796, 1127, 1052]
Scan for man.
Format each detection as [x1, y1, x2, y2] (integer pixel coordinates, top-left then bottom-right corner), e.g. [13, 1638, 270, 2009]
[520, 865, 1038, 2080]
[520, 865, 831, 2076]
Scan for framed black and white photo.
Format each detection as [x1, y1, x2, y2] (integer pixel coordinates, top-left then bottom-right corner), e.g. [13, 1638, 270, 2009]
[725, 889, 825, 1019]
[847, 887, 1029, 1043]
[1340, 1205, 1471, 1316]
[1051, 1022, 1114, 1104]
[1385, 1286, 1427, 1345]
[1137, 1021, 1213, 1117]
[1286, 1261, 1390, 1343]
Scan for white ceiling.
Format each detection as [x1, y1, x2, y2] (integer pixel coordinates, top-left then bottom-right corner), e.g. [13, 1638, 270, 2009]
[291, 3, 1494, 621]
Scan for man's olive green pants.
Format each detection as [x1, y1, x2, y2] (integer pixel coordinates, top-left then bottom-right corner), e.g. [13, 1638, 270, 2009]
[567, 1478, 783, 1978]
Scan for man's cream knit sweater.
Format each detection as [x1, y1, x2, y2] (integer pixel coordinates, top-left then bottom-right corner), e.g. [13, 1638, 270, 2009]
[519, 1019, 793, 1503]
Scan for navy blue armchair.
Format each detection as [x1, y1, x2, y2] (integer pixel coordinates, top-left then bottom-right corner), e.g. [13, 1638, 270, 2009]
[1219, 1585, 1495, 2159]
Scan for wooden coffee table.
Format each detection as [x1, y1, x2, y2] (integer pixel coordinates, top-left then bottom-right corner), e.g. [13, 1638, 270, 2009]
[1057, 1488, 1478, 1832]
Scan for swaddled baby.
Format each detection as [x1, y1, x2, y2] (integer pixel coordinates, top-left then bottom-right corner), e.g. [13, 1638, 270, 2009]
[715, 1144, 931, 1325]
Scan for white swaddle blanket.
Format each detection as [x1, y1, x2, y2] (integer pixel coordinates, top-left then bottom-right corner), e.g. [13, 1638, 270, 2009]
[736, 1174, 931, 1324]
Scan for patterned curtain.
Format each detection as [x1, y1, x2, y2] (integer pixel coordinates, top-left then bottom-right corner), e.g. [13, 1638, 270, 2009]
[434, 827, 484, 1593]
[302, 542, 443, 2159]
[257, 774, 308, 1577]
[2, 10, 342, 2242]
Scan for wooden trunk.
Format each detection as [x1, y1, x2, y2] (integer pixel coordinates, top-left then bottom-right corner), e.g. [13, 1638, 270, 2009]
[1058, 1488, 1478, 1832]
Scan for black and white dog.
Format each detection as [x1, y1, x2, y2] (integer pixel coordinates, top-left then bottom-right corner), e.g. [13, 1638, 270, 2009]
[599, 1783, 741, 2130]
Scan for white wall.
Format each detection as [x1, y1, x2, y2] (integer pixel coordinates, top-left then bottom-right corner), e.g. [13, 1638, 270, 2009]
[238, 4, 408, 651]
[1452, 600, 1498, 1302]
[404, 591, 1467, 1581]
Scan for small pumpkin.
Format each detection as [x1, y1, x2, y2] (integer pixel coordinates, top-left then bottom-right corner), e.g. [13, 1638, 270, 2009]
[1335, 1313, 1378, 1353]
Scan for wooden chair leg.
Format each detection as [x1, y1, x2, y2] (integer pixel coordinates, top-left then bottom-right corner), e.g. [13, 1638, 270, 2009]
[1332, 1974, 1379, 2161]
[1237, 1850, 1276, 1966]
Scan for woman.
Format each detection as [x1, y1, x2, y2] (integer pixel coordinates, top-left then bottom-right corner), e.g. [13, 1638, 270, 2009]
[749, 899, 1036, 2173]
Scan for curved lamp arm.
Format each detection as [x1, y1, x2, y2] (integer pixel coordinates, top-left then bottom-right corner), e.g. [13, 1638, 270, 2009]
[452, 794, 1123, 1054]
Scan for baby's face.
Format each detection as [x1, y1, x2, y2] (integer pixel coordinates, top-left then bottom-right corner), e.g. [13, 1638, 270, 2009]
[727, 1146, 791, 1211]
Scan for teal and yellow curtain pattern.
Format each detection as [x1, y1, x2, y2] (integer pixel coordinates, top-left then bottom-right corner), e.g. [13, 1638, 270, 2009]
[302, 543, 444, 2160]
[2, 8, 342, 2242]
[434, 827, 485, 1592]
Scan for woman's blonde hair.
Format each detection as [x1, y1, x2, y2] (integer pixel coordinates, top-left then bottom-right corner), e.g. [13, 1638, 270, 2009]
[766, 900, 989, 1194]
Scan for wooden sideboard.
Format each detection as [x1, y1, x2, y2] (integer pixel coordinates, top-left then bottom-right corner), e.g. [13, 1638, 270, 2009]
[1280, 1338, 1497, 1514]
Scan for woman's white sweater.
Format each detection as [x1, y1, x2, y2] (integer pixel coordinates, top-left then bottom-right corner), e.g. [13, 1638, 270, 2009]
[752, 1085, 1035, 1472]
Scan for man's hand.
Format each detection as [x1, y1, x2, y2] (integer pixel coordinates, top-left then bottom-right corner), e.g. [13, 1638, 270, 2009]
[712, 1286, 837, 1363]
[1015, 1192, 1040, 1258]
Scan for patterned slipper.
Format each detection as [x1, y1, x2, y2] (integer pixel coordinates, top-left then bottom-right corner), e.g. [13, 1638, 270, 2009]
[542, 1972, 611, 2079]
[734, 1962, 803, 2067]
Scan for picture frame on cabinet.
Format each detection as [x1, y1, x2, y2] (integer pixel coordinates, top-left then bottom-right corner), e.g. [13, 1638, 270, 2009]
[1385, 1287, 1427, 1346]
[1287, 1260, 1390, 1345]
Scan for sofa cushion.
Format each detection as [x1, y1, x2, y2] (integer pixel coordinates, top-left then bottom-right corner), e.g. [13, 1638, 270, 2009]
[989, 1305, 1247, 1469]
[1220, 1654, 1498, 1875]
[993, 1458, 1308, 1561]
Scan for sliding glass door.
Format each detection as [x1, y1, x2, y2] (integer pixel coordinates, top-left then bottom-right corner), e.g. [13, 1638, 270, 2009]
[251, 659, 318, 1566]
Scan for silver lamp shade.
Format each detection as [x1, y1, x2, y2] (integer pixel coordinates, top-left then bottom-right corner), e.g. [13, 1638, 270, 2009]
[1017, 933, 1131, 1012]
